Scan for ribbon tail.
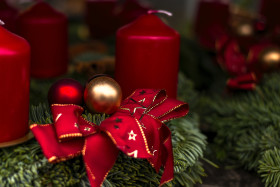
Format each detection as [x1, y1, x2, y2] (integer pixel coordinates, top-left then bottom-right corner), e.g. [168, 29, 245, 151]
[83, 132, 119, 187]
[160, 124, 174, 186]
[30, 124, 84, 163]
[227, 73, 257, 90]
[234, 73, 257, 83]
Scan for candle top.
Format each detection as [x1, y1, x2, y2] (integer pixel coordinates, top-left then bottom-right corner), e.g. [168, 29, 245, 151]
[117, 14, 179, 37]
[18, 2, 66, 23]
[0, 26, 29, 55]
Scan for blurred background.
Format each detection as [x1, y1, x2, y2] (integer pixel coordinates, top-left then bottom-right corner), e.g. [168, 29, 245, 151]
[4, 0, 262, 37]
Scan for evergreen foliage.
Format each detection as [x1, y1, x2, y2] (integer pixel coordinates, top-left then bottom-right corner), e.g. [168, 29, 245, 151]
[259, 147, 280, 187]
[199, 73, 280, 186]
[179, 38, 226, 91]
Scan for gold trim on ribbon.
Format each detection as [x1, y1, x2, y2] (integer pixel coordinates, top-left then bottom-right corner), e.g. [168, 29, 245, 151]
[159, 103, 189, 123]
[59, 133, 83, 140]
[30, 124, 52, 129]
[80, 116, 97, 127]
[126, 90, 137, 99]
[119, 107, 131, 113]
[134, 118, 152, 156]
[85, 162, 96, 180]
[51, 104, 84, 110]
[146, 96, 167, 114]
[152, 89, 166, 103]
[48, 151, 82, 163]
[160, 177, 174, 187]
[103, 131, 118, 146]
[82, 139, 87, 156]
[30, 124, 38, 129]
[148, 159, 155, 168]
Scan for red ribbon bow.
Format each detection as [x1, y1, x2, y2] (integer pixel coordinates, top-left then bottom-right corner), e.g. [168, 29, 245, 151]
[30, 89, 189, 186]
[216, 36, 258, 90]
[226, 73, 257, 90]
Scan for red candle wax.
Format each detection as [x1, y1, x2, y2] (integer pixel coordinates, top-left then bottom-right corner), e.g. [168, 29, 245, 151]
[17, 2, 68, 78]
[115, 12, 180, 98]
[85, 0, 118, 38]
[85, 0, 149, 38]
[260, 0, 280, 29]
[0, 26, 30, 143]
[116, 0, 149, 27]
[194, 0, 229, 50]
[0, 0, 18, 32]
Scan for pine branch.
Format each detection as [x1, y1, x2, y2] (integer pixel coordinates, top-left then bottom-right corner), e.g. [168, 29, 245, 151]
[197, 73, 280, 186]
[169, 115, 208, 186]
[259, 147, 280, 187]
[30, 104, 52, 124]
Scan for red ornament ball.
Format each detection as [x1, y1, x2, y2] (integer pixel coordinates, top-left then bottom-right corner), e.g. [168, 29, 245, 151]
[48, 78, 84, 105]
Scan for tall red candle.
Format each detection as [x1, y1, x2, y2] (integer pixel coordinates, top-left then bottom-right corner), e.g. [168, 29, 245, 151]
[0, 26, 30, 143]
[17, 2, 68, 78]
[194, 0, 229, 50]
[0, 0, 18, 32]
[115, 11, 179, 98]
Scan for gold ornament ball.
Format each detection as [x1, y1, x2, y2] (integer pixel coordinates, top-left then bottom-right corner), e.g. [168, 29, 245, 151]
[258, 47, 280, 72]
[84, 76, 122, 114]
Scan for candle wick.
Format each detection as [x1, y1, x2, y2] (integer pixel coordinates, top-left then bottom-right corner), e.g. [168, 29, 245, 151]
[0, 20, 5, 26]
[147, 10, 173, 17]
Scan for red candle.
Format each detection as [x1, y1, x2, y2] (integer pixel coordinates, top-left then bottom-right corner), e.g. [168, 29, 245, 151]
[0, 0, 18, 32]
[116, 0, 149, 28]
[85, 0, 118, 38]
[115, 11, 179, 98]
[0, 26, 30, 143]
[259, 0, 280, 29]
[194, 0, 230, 49]
[17, 2, 68, 78]
[85, 0, 148, 38]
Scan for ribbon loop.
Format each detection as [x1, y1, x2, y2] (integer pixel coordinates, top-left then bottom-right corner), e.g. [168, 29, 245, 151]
[51, 104, 84, 141]
[30, 124, 84, 163]
[122, 89, 166, 109]
[148, 98, 189, 123]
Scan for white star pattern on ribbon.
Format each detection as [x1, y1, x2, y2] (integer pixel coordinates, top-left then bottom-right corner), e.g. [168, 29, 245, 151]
[133, 107, 145, 114]
[84, 127, 91, 131]
[151, 146, 157, 156]
[74, 123, 79, 128]
[128, 130, 137, 141]
[55, 113, 62, 122]
[127, 150, 138, 158]
[138, 98, 145, 104]
[121, 106, 146, 115]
